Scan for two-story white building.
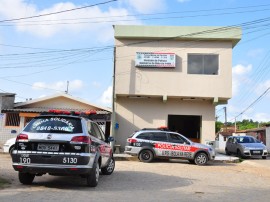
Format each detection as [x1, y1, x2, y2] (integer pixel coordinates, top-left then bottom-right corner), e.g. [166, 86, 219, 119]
[113, 25, 241, 148]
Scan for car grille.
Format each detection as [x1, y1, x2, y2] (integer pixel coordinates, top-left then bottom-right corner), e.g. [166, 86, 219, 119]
[250, 150, 263, 155]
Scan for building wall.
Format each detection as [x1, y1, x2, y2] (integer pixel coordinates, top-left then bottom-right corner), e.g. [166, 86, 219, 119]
[0, 95, 15, 111]
[266, 127, 270, 151]
[115, 39, 232, 100]
[114, 97, 215, 147]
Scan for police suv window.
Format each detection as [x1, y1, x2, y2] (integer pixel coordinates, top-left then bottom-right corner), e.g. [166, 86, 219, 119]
[151, 132, 168, 142]
[92, 123, 105, 141]
[24, 116, 82, 133]
[136, 133, 152, 140]
[169, 133, 186, 144]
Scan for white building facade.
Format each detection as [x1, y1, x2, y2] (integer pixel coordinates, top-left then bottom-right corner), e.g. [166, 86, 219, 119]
[113, 25, 241, 149]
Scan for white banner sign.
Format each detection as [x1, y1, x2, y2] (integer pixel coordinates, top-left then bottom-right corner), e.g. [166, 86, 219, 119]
[135, 52, 176, 68]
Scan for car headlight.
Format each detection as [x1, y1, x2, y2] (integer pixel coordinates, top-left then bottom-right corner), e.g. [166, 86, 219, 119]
[242, 146, 250, 152]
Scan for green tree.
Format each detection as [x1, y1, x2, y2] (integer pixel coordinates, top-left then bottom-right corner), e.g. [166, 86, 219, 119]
[215, 121, 224, 133]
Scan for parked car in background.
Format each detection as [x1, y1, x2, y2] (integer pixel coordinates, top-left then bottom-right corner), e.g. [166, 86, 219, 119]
[3, 137, 16, 154]
[225, 136, 268, 159]
[11, 110, 115, 187]
[125, 128, 215, 165]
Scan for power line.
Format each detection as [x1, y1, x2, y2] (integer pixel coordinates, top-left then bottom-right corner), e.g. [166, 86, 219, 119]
[232, 87, 270, 121]
[1, 4, 270, 26]
[0, 0, 117, 23]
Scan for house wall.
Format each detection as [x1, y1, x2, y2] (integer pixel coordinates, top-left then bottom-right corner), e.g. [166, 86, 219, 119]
[0, 113, 24, 143]
[114, 97, 215, 148]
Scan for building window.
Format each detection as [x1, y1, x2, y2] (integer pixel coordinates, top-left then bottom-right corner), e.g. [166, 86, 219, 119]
[5, 113, 20, 127]
[188, 54, 219, 75]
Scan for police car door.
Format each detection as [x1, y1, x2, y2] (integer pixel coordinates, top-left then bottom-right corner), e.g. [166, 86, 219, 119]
[167, 133, 193, 159]
[151, 132, 173, 157]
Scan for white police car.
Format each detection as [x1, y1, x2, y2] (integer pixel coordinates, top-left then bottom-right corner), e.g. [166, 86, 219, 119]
[125, 128, 215, 165]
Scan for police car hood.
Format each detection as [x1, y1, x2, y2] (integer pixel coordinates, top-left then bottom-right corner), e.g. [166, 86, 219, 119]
[191, 142, 211, 149]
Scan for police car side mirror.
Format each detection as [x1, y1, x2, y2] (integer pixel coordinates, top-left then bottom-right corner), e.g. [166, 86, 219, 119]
[107, 136, 114, 142]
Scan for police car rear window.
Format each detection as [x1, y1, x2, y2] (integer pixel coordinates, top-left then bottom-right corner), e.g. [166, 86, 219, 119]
[136, 133, 152, 140]
[24, 116, 82, 133]
[152, 132, 168, 142]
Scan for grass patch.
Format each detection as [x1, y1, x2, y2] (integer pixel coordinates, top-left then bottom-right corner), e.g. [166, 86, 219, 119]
[0, 177, 10, 189]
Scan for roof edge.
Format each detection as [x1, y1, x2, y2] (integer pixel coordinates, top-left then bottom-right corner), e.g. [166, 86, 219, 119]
[114, 25, 242, 47]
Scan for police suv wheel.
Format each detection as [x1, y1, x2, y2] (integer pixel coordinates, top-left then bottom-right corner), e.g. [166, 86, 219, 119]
[18, 172, 35, 185]
[194, 152, 208, 166]
[101, 157, 115, 175]
[86, 161, 99, 187]
[139, 150, 154, 163]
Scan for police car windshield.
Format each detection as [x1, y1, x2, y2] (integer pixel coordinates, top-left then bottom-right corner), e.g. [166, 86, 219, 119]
[24, 116, 83, 134]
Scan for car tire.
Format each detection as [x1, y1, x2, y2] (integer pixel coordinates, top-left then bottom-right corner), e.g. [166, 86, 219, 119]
[194, 152, 208, 166]
[225, 148, 231, 155]
[262, 156, 267, 159]
[86, 161, 99, 187]
[101, 157, 115, 175]
[9, 145, 15, 155]
[139, 150, 154, 163]
[18, 172, 35, 185]
[237, 150, 242, 158]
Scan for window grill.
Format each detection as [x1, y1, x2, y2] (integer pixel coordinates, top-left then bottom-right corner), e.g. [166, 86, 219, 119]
[5, 113, 20, 126]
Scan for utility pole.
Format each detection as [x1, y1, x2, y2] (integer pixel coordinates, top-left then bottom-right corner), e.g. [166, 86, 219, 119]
[110, 46, 116, 149]
[224, 107, 227, 132]
[234, 117, 237, 133]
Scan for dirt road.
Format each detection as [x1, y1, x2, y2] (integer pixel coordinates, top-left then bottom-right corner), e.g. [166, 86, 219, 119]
[1, 154, 270, 202]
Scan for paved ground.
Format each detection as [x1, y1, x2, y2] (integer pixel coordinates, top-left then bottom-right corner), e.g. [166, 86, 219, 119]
[1, 154, 270, 202]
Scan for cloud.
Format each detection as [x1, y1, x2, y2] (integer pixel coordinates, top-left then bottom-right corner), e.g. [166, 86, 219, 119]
[232, 64, 252, 96]
[254, 113, 270, 122]
[232, 64, 252, 75]
[0, 0, 141, 41]
[100, 86, 112, 105]
[123, 0, 166, 13]
[32, 79, 83, 93]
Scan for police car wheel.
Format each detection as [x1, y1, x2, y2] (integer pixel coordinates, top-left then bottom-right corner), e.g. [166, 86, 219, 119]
[139, 150, 154, 163]
[86, 161, 99, 187]
[194, 152, 208, 166]
[101, 157, 115, 175]
[18, 172, 35, 185]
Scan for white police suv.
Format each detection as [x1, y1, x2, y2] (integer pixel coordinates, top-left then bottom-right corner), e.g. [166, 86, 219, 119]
[11, 110, 115, 187]
[125, 128, 215, 165]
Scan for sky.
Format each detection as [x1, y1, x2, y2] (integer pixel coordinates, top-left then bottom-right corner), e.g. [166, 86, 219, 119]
[0, 0, 270, 123]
